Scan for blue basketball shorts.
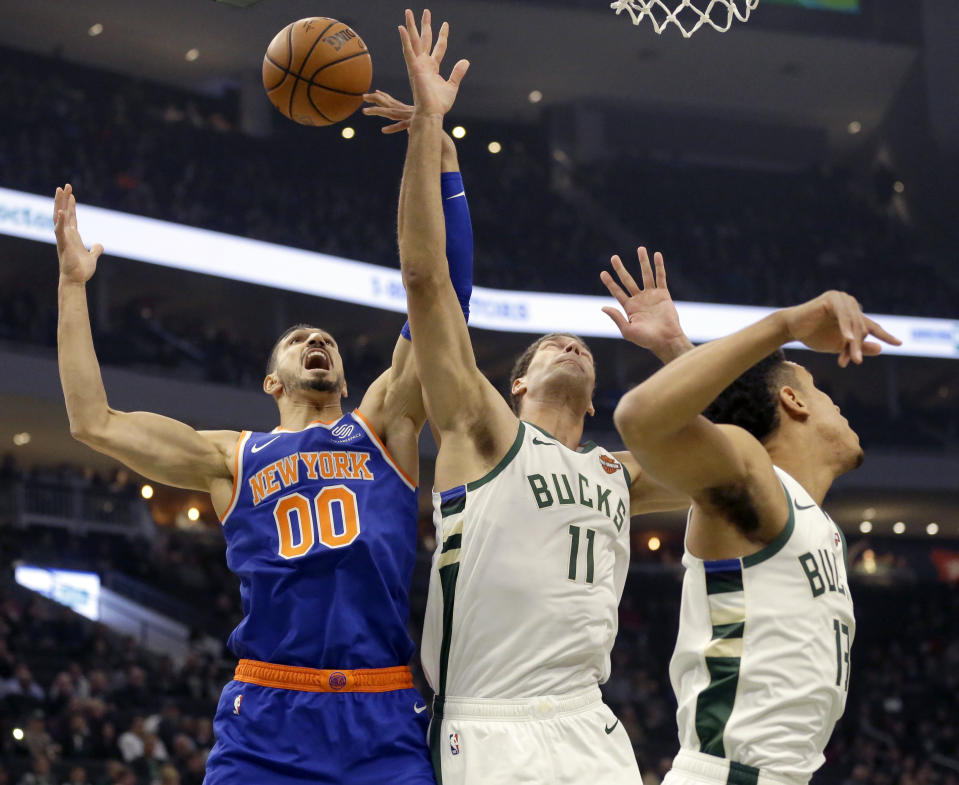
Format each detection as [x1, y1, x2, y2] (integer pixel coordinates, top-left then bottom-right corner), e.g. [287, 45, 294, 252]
[204, 661, 435, 785]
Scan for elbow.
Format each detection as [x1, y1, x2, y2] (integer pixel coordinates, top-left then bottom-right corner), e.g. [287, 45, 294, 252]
[613, 388, 658, 445]
[69, 422, 98, 444]
[68, 411, 111, 446]
[400, 257, 445, 294]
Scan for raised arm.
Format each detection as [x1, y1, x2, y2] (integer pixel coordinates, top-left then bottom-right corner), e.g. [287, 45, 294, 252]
[358, 91, 473, 456]
[396, 10, 516, 471]
[600, 246, 693, 514]
[613, 291, 900, 536]
[55, 185, 235, 501]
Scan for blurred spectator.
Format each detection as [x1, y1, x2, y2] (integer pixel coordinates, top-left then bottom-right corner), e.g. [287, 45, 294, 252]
[1, 666, 45, 714]
[60, 767, 86, 785]
[16, 756, 53, 785]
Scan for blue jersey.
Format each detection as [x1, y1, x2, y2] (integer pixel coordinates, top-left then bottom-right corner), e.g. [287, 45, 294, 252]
[220, 410, 419, 669]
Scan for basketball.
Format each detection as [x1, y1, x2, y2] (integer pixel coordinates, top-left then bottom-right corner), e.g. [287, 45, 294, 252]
[262, 17, 372, 126]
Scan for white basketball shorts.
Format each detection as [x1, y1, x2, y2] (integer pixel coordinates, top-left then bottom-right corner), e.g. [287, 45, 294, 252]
[429, 686, 642, 785]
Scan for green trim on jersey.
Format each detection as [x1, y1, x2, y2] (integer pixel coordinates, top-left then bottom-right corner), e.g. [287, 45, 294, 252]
[428, 698, 445, 785]
[467, 422, 525, 492]
[712, 621, 745, 639]
[440, 493, 466, 518]
[442, 533, 462, 552]
[525, 421, 557, 441]
[620, 460, 632, 489]
[437, 562, 460, 696]
[695, 655, 741, 757]
[727, 760, 760, 785]
[579, 441, 599, 454]
[706, 570, 745, 595]
[742, 481, 796, 568]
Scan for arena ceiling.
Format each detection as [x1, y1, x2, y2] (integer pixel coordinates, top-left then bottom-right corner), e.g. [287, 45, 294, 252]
[1, 0, 917, 148]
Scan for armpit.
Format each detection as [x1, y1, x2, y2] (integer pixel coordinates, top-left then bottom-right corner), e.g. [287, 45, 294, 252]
[705, 482, 761, 537]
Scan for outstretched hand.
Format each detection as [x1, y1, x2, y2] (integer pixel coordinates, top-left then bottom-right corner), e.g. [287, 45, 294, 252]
[782, 290, 901, 367]
[362, 89, 416, 134]
[601, 247, 690, 361]
[399, 8, 469, 117]
[54, 184, 102, 284]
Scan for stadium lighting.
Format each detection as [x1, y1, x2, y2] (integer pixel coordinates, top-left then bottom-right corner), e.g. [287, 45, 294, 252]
[862, 507, 877, 519]
[892, 521, 906, 535]
[140, 484, 154, 500]
[185, 49, 200, 62]
[341, 127, 355, 140]
[847, 121, 862, 135]
[451, 126, 466, 139]
[12, 728, 23, 741]
[647, 536, 661, 552]
[12, 432, 30, 446]
[187, 507, 201, 522]
[859, 521, 872, 533]
[88, 23, 104, 37]
[528, 90, 543, 104]
[862, 549, 877, 574]
[926, 522, 939, 536]
[488, 141, 502, 154]
[893, 181, 905, 194]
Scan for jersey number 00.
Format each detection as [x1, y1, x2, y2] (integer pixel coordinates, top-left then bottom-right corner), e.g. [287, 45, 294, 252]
[273, 485, 361, 559]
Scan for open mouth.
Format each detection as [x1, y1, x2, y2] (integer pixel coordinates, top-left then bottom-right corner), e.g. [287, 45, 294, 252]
[303, 348, 331, 371]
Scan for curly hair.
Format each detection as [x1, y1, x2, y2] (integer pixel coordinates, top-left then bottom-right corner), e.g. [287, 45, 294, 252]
[703, 350, 797, 443]
[508, 333, 592, 414]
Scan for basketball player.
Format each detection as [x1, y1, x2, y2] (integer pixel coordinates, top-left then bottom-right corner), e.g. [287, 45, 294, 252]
[52, 134, 475, 785]
[392, 10, 691, 784]
[612, 293, 900, 784]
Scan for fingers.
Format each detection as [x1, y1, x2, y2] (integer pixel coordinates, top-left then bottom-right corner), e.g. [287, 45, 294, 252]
[90, 243, 104, 261]
[404, 9, 421, 54]
[363, 90, 404, 109]
[864, 316, 902, 346]
[636, 246, 654, 290]
[432, 20, 449, 64]
[420, 9, 433, 56]
[362, 105, 409, 120]
[600, 267, 630, 308]
[653, 251, 667, 290]
[448, 58, 470, 88]
[601, 306, 630, 335]
[398, 24, 415, 67]
[382, 121, 411, 134]
[610, 253, 640, 295]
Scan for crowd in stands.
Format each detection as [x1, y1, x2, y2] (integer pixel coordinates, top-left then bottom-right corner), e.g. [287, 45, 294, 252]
[1, 45, 957, 317]
[0, 579, 230, 785]
[0, 510, 957, 784]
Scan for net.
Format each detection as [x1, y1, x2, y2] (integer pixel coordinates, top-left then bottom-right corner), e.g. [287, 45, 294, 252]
[610, 0, 760, 37]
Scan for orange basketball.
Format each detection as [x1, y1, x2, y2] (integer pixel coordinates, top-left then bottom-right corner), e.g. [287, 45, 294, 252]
[262, 18, 372, 126]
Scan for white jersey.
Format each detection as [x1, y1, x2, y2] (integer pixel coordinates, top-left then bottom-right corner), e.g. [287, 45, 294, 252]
[671, 466, 855, 780]
[421, 421, 632, 699]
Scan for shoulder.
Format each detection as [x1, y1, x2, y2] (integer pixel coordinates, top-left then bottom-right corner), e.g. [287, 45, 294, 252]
[196, 429, 244, 477]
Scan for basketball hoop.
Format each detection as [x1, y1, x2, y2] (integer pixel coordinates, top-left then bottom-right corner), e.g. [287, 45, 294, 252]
[610, 0, 759, 37]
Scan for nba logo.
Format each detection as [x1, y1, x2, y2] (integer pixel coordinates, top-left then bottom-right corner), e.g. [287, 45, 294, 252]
[233, 695, 243, 715]
[834, 532, 841, 548]
[449, 733, 460, 755]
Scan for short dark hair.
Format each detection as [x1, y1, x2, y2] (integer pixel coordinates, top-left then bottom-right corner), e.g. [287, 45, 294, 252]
[508, 332, 592, 413]
[265, 324, 323, 376]
[703, 350, 797, 443]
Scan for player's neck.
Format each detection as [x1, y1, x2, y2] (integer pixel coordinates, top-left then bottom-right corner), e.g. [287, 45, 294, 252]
[276, 396, 344, 431]
[766, 436, 839, 506]
[519, 401, 588, 450]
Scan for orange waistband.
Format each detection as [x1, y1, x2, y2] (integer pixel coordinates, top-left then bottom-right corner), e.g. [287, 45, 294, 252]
[234, 659, 413, 693]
